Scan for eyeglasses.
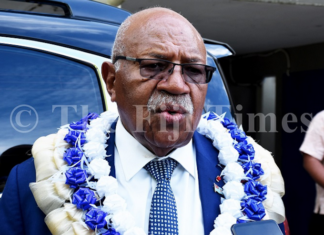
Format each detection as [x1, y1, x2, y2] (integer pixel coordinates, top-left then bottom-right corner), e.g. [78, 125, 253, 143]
[114, 56, 216, 84]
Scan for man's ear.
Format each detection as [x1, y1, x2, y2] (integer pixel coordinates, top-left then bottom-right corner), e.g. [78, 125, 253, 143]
[101, 61, 116, 102]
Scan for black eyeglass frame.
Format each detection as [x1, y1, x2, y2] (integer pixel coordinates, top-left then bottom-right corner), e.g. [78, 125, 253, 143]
[113, 56, 216, 84]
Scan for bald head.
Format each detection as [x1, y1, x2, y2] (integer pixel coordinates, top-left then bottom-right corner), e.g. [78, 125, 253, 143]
[103, 7, 209, 156]
[112, 7, 206, 69]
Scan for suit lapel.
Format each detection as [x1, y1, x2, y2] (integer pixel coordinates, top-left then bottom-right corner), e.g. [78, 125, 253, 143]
[105, 120, 117, 178]
[193, 132, 224, 235]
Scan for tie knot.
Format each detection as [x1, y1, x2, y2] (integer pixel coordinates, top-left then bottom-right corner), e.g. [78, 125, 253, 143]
[144, 158, 178, 182]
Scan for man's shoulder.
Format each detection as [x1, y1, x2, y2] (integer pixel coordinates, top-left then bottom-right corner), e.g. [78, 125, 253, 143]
[5, 157, 36, 195]
[16, 157, 36, 176]
[0, 157, 50, 235]
[4, 157, 35, 183]
[12, 157, 36, 183]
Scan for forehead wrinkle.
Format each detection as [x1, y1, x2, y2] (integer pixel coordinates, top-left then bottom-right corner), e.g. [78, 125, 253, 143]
[139, 42, 205, 62]
[139, 49, 204, 62]
[146, 23, 197, 45]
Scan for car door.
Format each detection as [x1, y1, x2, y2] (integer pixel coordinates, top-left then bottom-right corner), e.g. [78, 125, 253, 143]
[0, 37, 115, 195]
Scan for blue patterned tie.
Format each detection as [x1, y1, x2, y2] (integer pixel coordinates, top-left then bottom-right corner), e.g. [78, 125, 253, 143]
[144, 158, 179, 235]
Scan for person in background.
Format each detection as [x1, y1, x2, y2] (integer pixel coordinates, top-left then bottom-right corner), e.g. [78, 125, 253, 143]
[301, 110, 324, 235]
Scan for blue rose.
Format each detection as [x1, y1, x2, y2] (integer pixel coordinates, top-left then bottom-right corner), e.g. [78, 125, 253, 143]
[235, 141, 255, 161]
[83, 112, 99, 121]
[72, 188, 97, 210]
[64, 130, 86, 146]
[229, 128, 247, 142]
[244, 180, 267, 201]
[85, 208, 107, 230]
[63, 147, 83, 166]
[241, 142, 255, 156]
[70, 120, 87, 130]
[65, 167, 87, 189]
[242, 162, 264, 180]
[238, 154, 254, 162]
[241, 198, 266, 221]
[206, 112, 218, 120]
[221, 118, 237, 130]
[69, 113, 99, 130]
[234, 141, 245, 154]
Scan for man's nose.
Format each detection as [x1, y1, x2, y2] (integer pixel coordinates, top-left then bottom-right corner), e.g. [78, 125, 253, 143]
[157, 64, 190, 95]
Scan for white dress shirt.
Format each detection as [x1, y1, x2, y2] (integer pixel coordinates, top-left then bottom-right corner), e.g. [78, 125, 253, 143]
[115, 119, 205, 234]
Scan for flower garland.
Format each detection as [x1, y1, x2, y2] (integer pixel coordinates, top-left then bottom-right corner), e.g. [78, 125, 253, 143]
[197, 112, 267, 235]
[35, 110, 270, 235]
[60, 111, 145, 235]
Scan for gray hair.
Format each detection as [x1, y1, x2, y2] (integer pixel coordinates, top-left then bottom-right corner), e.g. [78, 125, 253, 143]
[111, 16, 132, 71]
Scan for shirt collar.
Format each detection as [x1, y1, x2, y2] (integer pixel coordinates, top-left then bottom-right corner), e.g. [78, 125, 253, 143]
[115, 119, 196, 181]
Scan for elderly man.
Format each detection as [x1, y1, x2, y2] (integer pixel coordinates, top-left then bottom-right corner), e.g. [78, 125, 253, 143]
[101, 7, 213, 234]
[0, 7, 286, 235]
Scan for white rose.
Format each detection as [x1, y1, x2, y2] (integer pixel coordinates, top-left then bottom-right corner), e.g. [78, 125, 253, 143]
[222, 181, 245, 200]
[197, 117, 209, 136]
[221, 162, 246, 182]
[100, 111, 119, 122]
[213, 132, 233, 150]
[214, 212, 237, 229]
[110, 211, 135, 234]
[209, 120, 227, 134]
[89, 118, 110, 132]
[86, 128, 108, 144]
[89, 158, 110, 179]
[103, 194, 127, 214]
[201, 119, 225, 140]
[96, 176, 118, 197]
[218, 146, 239, 166]
[220, 199, 243, 218]
[83, 142, 108, 161]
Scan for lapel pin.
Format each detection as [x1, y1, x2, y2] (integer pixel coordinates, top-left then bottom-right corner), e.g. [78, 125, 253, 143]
[216, 175, 221, 182]
[214, 183, 224, 195]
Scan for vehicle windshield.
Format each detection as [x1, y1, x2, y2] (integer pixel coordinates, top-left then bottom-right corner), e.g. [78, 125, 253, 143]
[204, 52, 233, 121]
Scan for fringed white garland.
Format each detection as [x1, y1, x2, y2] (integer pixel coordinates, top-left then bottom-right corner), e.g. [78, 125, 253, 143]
[31, 110, 284, 235]
[197, 113, 268, 235]
[62, 111, 146, 235]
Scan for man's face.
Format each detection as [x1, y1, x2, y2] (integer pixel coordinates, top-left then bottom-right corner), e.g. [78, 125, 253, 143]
[108, 13, 208, 156]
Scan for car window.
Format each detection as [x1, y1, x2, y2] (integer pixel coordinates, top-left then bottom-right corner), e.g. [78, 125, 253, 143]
[0, 45, 104, 156]
[204, 54, 233, 120]
[0, 0, 66, 16]
[205, 44, 233, 59]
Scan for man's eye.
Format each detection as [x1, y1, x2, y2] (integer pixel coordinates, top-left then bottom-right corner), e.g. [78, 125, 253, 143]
[142, 63, 165, 70]
[185, 66, 203, 75]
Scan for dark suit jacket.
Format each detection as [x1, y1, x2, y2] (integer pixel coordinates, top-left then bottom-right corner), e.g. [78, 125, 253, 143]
[0, 126, 286, 235]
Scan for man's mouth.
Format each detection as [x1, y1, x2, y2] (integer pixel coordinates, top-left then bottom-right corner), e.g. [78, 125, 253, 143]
[155, 104, 187, 123]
